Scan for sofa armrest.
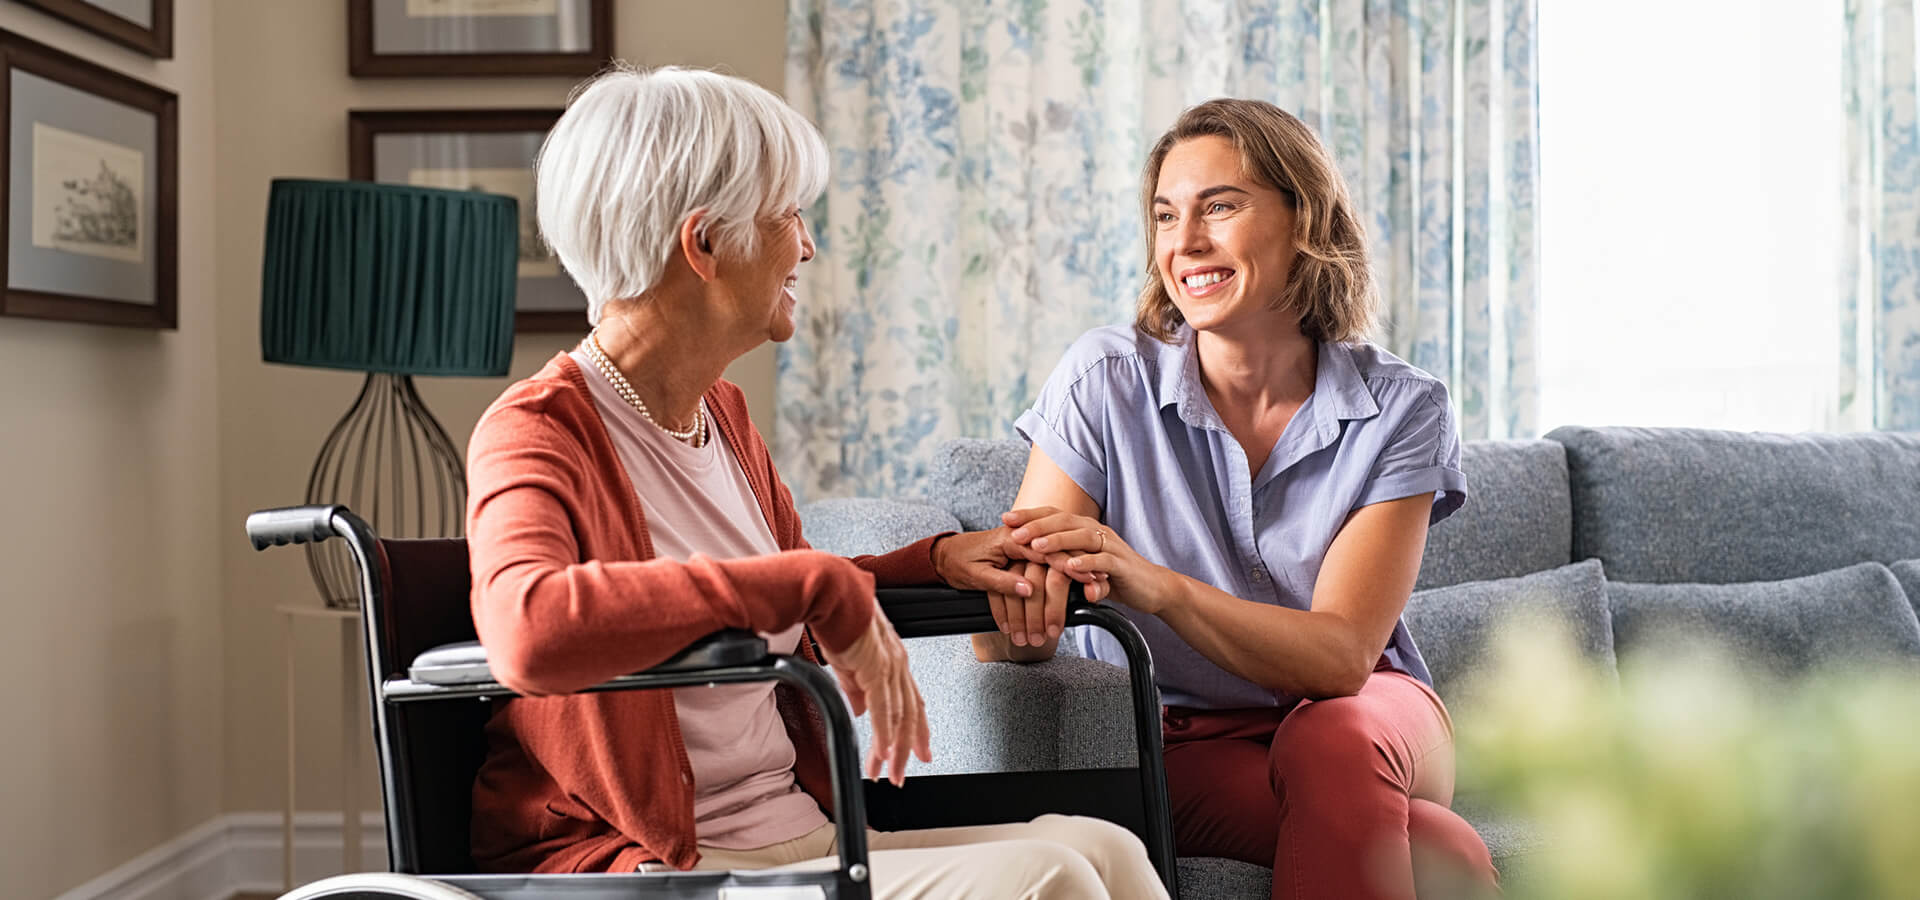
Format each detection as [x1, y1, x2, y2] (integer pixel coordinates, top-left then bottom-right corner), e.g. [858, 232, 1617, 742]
[798, 497, 962, 557]
[852, 634, 1138, 775]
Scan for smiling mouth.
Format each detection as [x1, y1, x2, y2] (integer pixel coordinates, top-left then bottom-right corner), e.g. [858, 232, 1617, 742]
[1180, 269, 1235, 296]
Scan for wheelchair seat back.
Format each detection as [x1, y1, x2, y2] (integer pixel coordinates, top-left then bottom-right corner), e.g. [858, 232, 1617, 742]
[372, 537, 492, 875]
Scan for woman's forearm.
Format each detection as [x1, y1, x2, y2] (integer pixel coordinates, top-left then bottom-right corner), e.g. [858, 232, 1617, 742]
[1156, 574, 1381, 699]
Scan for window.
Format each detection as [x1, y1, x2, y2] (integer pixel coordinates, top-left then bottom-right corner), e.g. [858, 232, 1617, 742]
[1537, 0, 1852, 432]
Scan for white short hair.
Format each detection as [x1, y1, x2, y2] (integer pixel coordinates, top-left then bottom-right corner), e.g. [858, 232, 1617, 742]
[535, 65, 829, 324]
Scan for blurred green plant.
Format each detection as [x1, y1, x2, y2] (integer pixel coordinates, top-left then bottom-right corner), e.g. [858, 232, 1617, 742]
[1454, 620, 1920, 900]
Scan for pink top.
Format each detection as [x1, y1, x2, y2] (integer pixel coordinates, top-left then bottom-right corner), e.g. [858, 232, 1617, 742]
[571, 349, 830, 850]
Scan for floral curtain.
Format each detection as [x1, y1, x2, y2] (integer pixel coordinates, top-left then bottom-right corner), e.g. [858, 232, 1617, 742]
[781, 0, 1541, 500]
[1843, 0, 1920, 431]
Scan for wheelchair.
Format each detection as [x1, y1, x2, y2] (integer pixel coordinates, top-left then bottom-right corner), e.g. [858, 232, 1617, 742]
[246, 505, 1179, 899]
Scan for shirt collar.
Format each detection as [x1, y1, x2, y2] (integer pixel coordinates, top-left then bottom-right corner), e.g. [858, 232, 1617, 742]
[1154, 325, 1381, 433]
[1317, 338, 1380, 423]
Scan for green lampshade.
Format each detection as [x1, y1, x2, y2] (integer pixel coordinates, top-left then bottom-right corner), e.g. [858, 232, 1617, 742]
[261, 178, 517, 376]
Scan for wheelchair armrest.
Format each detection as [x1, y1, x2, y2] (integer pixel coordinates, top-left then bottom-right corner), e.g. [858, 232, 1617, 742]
[877, 584, 1087, 638]
[407, 629, 769, 687]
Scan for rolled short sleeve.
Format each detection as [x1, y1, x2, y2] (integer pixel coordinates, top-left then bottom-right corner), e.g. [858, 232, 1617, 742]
[1013, 339, 1119, 511]
[1353, 379, 1469, 524]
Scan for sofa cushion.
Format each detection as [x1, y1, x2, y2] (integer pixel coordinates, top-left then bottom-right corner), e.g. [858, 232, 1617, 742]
[849, 635, 1137, 775]
[1417, 440, 1573, 589]
[797, 498, 962, 557]
[1404, 560, 1616, 708]
[1177, 858, 1270, 899]
[926, 438, 1029, 531]
[1893, 559, 1920, 621]
[1547, 426, 1920, 584]
[1607, 562, 1920, 678]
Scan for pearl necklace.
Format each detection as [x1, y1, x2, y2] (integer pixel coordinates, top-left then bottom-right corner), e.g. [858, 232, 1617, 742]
[582, 330, 707, 447]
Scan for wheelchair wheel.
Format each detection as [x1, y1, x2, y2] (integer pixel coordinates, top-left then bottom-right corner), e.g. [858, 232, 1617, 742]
[278, 873, 484, 900]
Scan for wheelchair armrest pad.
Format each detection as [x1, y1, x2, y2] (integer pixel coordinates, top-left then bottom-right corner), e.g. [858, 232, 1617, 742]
[409, 641, 496, 685]
[408, 630, 770, 687]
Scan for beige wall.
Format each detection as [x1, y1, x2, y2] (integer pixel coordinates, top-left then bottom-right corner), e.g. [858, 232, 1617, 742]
[214, 0, 789, 828]
[1, 0, 788, 893]
[0, 3, 222, 897]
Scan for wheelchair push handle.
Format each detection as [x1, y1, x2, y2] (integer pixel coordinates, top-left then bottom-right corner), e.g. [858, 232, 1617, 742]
[246, 504, 349, 550]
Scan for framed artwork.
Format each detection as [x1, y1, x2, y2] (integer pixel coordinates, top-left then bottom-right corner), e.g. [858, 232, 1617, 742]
[11, 0, 172, 58]
[348, 0, 612, 77]
[0, 29, 177, 329]
[349, 108, 584, 333]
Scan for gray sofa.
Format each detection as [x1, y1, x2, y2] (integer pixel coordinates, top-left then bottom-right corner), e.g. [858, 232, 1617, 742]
[798, 426, 1920, 898]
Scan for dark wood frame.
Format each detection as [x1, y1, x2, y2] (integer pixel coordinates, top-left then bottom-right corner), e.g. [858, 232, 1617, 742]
[350, 108, 579, 333]
[0, 28, 177, 330]
[13, 0, 172, 58]
[348, 0, 612, 78]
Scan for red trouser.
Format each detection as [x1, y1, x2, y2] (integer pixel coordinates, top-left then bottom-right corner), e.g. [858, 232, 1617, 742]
[1162, 670, 1498, 900]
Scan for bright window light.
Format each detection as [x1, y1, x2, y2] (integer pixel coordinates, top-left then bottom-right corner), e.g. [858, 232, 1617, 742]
[1537, 0, 1848, 433]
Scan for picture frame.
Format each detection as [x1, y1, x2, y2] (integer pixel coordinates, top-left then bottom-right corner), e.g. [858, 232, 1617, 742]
[12, 0, 172, 59]
[349, 108, 584, 333]
[347, 0, 612, 78]
[0, 28, 177, 329]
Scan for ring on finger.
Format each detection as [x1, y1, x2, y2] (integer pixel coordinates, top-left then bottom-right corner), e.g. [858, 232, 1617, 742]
[1095, 529, 1106, 553]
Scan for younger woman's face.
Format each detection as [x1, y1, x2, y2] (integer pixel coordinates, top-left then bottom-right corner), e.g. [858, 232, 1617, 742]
[1151, 135, 1300, 339]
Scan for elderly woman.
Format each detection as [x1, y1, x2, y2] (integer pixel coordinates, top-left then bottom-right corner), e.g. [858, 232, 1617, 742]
[464, 66, 1166, 899]
[976, 99, 1501, 899]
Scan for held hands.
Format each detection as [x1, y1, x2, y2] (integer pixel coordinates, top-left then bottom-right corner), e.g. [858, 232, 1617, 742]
[991, 507, 1175, 647]
[821, 603, 929, 787]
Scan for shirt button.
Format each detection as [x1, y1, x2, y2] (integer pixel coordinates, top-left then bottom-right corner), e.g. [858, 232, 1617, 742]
[1251, 566, 1267, 583]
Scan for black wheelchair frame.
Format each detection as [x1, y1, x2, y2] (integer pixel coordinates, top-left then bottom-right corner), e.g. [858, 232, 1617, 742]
[247, 505, 1177, 899]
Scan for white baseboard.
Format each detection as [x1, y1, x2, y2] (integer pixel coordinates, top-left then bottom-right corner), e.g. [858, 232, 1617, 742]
[55, 812, 388, 900]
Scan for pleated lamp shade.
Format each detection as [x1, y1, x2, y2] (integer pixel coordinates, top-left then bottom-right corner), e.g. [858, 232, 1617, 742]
[260, 178, 517, 376]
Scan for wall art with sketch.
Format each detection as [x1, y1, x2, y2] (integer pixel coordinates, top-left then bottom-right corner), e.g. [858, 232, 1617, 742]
[0, 28, 176, 329]
[348, 0, 610, 77]
[349, 108, 583, 333]
[11, 0, 172, 58]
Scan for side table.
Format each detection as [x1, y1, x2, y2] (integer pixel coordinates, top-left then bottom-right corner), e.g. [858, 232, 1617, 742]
[277, 604, 368, 891]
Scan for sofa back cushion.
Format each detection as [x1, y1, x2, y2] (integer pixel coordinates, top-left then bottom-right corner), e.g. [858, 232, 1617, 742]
[1548, 426, 1920, 584]
[1417, 440, 1573, 589]
[931, 437, 1574, 591]
[1608, 562, 1920, 678]
[1404, 559, 1616, 708]
[798, 498, 963, 557]
[928, 438, 1032, 531]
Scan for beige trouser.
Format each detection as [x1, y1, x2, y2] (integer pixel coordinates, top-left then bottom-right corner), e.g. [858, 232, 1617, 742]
[642, 813, 1169, 900]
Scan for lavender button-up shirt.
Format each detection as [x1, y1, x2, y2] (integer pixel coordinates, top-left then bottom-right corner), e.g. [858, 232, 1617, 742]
[1014, 324, 1467, 710]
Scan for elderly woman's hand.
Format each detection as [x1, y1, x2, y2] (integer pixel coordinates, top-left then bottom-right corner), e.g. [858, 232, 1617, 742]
[822, 604, 930, 787]
[985, 557, 1088, 650]
[931, 527, 1035, 597]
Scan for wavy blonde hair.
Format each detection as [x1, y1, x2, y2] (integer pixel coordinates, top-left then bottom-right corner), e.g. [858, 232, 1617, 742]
[1136, 99, 1376, 344]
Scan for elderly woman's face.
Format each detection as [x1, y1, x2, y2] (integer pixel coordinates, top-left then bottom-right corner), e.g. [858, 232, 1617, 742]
[726, 206, 814, 345]
[1151, 135, 1299, 337]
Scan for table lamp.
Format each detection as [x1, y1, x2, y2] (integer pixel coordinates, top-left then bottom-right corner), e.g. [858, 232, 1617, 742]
[260, 178, 517, 608]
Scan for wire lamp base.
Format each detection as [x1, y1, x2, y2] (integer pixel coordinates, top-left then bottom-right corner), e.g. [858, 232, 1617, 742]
[305, 372, 465, 609]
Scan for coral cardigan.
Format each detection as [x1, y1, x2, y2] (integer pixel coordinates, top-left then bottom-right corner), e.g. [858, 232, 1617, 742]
[465, 353, 942, 874]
